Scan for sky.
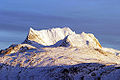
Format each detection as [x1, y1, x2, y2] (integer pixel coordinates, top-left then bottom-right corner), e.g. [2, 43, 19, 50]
[0, 0, 120, 49]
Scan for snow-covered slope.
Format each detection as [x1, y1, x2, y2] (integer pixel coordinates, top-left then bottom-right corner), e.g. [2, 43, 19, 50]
[0, 27, 120, 80]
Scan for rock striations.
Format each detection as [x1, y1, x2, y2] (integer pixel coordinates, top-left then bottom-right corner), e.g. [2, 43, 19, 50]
[0, 27, 120, 80]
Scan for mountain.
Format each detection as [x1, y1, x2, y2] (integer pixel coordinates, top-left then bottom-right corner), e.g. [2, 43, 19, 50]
[0, 27, 120, 80]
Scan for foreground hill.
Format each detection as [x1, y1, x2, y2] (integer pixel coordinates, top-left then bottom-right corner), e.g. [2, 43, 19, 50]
[0, 27, 120, 80]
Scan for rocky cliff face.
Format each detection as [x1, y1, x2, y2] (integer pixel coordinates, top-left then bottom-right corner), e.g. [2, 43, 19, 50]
[0, 27, 120, 80]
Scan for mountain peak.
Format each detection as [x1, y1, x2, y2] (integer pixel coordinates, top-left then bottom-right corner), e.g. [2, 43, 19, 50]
[24, 27, 102, 48]
[0, 27, 120, 80]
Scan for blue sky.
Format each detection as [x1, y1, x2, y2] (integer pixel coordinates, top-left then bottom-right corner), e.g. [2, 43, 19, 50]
[0, 0, 120, 19]
[0, 0, 120, 30]
[0, 0, 120, 18]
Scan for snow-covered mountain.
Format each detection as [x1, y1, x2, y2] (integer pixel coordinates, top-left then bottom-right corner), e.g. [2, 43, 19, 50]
[0, 27, 120, 80]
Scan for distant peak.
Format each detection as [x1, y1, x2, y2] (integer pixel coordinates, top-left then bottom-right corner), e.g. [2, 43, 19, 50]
[23, 27, 102, 48]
